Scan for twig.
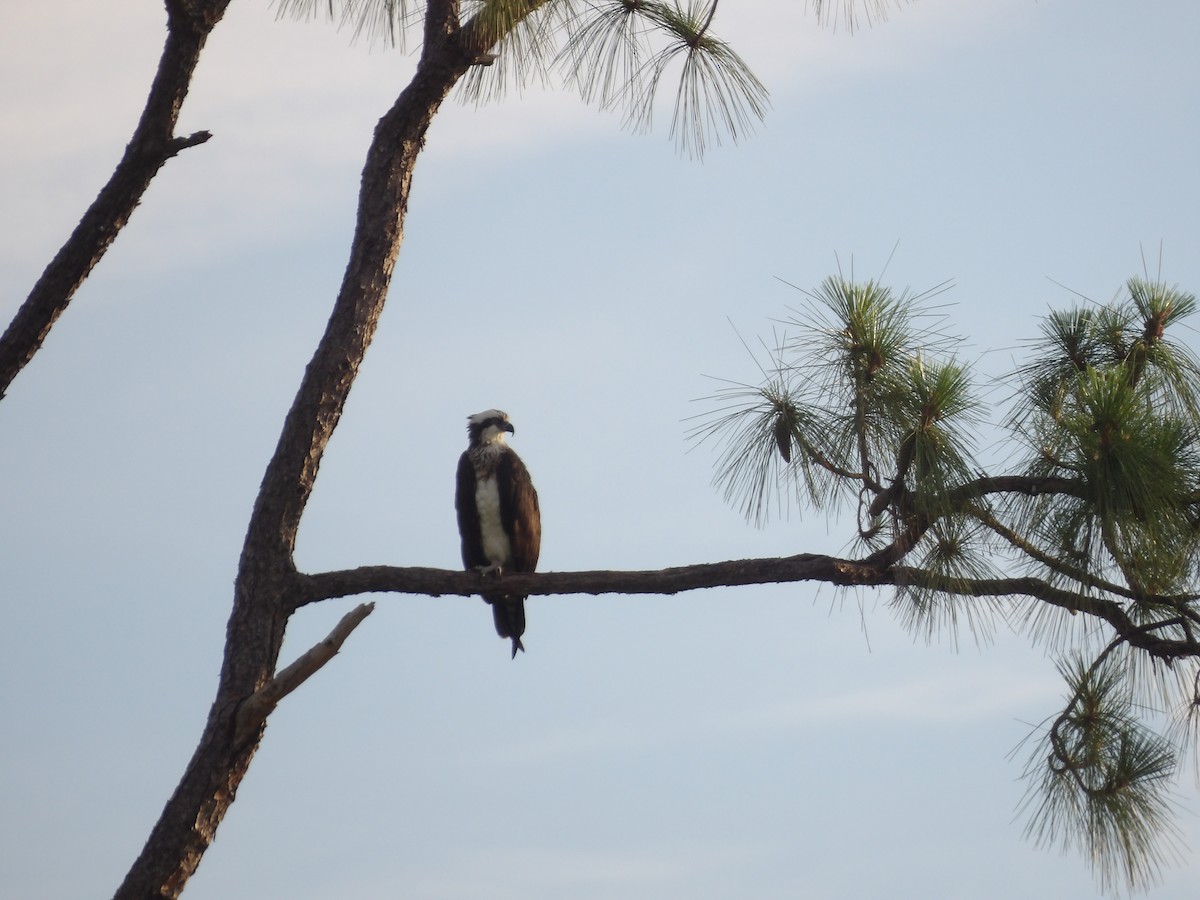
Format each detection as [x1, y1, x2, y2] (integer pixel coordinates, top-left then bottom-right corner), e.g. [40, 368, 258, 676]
[166, 130, 212, 158]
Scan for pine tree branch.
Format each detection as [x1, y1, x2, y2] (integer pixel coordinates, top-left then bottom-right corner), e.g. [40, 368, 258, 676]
[297, 559, 1200, 662]
[969, 506, 1147, 601]
[898, 569, 1200, 661]
[1045, 638, 1126, 790]
[796, 431, 869, 484]
[116, 10, 482, 897]
[295, 554, 891, 608]
[233, 602, 375, 747]
[868, 431, 915, 518]
[860, 473, 1089, 569]
[0, 1, 228, 401]
[457, 0, 554, 58]
[957, 473, 1089, 502]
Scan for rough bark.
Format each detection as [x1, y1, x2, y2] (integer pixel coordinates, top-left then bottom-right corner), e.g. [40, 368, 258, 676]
[0, 0, 228, 401]
[234, 602, 376, 747]
[298, 554, 891, 602]
[296, 558, 1200, 662]
[112, 3, 486, 895]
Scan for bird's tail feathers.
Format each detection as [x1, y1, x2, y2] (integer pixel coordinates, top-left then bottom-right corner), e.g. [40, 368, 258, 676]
[487, 595, 527, 659]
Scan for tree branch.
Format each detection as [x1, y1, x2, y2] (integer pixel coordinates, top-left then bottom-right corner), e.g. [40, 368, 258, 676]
[796, 431, 867, 484]
[457, 0, 553, 56]
[166, 129, 213, 157]
[233, 602, 375, 747]
[860, 472, 1089, 569]
[113, 1, 571, 892]
[0, 2, 228, 401]
[897, 568, 1200, 661]
[958, 473, 1088, 502]
[969, 505, 1143, 599]
[296, 554, 891, 607]
[868, 431, 914, 518]
[116, 9, 482, 897]
[294, 558, 1200, 664]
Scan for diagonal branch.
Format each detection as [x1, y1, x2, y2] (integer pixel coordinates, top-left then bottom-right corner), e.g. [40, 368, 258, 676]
[861, 472, 1090, 569]
[0, 1, 229, 401]
[967, 505, 1200, 610]
[457, 0, 554, 57]
[115, 6, 499, 896]
[241, 0, 556, 576]
[233, 602, 375, 747]
[897, 568, 1200, 661]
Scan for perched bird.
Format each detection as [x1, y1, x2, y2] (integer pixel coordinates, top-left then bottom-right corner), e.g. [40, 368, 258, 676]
[455, 409, 541, 657]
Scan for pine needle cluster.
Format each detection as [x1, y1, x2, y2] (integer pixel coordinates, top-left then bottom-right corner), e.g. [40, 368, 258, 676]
[696, 270, 1200, 891]
[273, 0, 789, 156]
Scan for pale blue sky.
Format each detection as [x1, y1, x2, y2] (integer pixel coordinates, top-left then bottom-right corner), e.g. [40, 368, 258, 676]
[3, 1, 1200, 898]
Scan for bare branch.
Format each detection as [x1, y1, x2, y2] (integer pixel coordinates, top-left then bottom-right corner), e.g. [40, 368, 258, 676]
[293, 559, 1200, 664]
[166, 129, 213, 157]
[0, 3, 228, 401]
[296, 554, 890, 606]
[233, 602, 376, 747]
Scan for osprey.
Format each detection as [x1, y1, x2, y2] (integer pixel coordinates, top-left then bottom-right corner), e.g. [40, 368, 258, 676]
[455, 409, 541, 657]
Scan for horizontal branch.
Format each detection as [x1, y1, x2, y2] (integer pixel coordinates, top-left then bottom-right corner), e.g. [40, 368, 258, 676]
[296, 553, 892, 607]
[233, 601, 375, 746]
[959, 473, 1088, 502]
[296, 558, 1200, 664]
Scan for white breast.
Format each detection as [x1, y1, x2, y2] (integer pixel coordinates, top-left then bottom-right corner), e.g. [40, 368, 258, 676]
[475, 476, 512, 566]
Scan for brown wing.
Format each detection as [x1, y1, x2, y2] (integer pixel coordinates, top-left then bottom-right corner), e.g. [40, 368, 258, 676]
[454, 451, 487, 570]
[497, 448, 540, 573]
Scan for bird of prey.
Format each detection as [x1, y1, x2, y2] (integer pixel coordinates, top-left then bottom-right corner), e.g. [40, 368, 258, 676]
[455, 409, 541, 657]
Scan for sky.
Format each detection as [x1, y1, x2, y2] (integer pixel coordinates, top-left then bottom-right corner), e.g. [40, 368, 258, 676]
[3, 1, 1200, 898]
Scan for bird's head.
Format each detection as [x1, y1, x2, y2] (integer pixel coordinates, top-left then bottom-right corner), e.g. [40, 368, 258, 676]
[466, 409, 515, 447]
